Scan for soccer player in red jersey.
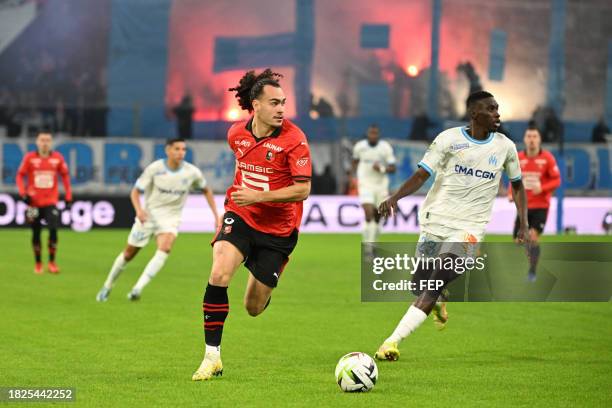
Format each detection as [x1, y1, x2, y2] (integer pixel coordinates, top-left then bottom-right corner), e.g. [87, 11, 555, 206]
[509, 126, 561, 281]
[192, 69, 311, 381]
[16, 132, 72, 274]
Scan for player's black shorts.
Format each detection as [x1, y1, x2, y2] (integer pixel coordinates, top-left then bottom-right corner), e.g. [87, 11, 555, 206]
[212, 211, 298, 288]
[513, 208, 549, 238]
[29, 205, 60, 229]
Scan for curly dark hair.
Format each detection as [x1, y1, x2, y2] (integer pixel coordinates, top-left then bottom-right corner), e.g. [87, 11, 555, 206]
[228, 69, 283, 112]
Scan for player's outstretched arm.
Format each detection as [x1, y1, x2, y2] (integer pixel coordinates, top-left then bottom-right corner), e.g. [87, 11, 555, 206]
[231, 181, 311, 206]
[202, 187, 220, 228]
[378, 167, 430, 218]
[511, 179, 530, 243]
[129, 188, 148, 223]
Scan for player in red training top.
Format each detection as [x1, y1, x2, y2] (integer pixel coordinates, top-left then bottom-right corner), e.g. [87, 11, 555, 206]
[16, 132, 72, 274]
[509, 126, 561, 281]
[192, 69, 311, 381]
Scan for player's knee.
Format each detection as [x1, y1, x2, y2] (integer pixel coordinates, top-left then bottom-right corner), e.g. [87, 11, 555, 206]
[209, 263, 233, 286]
[529, 229, 540, 242]
[123, 246, 139, 261]
[158, 244, 172, 254]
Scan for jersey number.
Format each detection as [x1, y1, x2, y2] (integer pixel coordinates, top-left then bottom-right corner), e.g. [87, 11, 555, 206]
[241, 170, 270, 191]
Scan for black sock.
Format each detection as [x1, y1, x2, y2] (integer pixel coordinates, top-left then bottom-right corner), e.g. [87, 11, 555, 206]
[32, 225, 42, 263]
[203, 284, 229, 347]
[48, 229, 58, 262]
[528, 244, 540, 274]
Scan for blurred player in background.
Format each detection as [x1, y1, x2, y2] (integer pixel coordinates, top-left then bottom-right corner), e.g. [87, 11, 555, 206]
[96, 137, 219, 302]
[509, 125, 561, 281]
[374, 91, 529, 361]
[17, 131, 72, 274]
[351, 124, 396, 256]
[192, 69, 311, 381]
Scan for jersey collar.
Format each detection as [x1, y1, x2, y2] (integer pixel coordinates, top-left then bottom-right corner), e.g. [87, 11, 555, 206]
[164, 160, 184, 173]
[461, 126, 494, 144]
[245, 117, 282, 142]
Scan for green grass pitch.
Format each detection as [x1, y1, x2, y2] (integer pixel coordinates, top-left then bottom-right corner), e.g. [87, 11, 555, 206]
[0, 229, 610, 407]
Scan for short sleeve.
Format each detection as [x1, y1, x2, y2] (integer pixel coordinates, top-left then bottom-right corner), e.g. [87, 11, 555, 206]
[504, 142, 522, 182]
[192, 167, 207, 190]
[134, 162, 155, 191]
[384, 142, 396, 165]
[418, 135, 446, 176]
[288, 141, 312, 181]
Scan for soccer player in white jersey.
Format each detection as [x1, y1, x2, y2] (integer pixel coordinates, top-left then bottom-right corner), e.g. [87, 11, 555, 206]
[96, 138, 219, 302]
[351, 124, 396, 252]
[373, 91, 529, 361]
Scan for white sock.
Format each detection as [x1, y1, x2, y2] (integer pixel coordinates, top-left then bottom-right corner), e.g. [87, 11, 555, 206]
[206, 344, 221, 357]
[373, 221, 382, 241]
[386, 305, 428, 344]
[362, 221, 370, 241]
[103, 252, 128, 289]
[363, 221, 377, 242]
[133, 250, 168, 292]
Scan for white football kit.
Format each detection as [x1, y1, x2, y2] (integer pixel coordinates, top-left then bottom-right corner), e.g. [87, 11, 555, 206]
[353, 139, 396, 206]
[128, 159, 206, 247]
[415, 126, 521, 259]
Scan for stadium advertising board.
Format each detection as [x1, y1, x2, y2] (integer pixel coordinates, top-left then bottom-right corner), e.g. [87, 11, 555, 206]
[1, 194, 609, 234]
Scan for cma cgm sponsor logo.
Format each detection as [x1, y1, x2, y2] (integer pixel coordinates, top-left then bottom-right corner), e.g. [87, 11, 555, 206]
[263, 142, 283, 152]
[454, 165, 496, 179]
[0, 194, 115, 231]
[157, 186, 187, 195]
[238, 161, 274, 174]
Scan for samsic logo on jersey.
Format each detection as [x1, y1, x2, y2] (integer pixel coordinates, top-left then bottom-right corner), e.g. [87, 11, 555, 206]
[238, 161, 274, 174]
[454, 164, 496, 179]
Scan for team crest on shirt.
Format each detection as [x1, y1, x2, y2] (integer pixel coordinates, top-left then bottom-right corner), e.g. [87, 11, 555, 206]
[488, 155, 498, 166]
[266, 151, 274, 161]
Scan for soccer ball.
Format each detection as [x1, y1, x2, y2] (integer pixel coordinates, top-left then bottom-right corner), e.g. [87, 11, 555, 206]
[335, 352, 378, 392]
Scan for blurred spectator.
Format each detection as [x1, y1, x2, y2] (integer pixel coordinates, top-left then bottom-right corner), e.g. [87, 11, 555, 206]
[409, 113, 431, 141]
[173, 95, 194, 139]
[531, 106, 563, 143]
[312, 165, 337, 194]
[591, 117, 610, 143]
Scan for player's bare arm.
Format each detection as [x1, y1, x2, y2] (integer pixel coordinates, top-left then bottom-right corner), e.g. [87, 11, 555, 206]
[129, 188, 147, 223]
[203, 187, 220, 228]
[378, 167, 430, 217]
[511, 179, 529, 243]
[230, 180, 311, 206]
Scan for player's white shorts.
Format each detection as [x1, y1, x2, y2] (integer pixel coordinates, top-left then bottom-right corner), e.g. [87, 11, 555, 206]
[358, 184, 388, 207]
[415, 223, 485, 273]
[127, 216, 180, 248]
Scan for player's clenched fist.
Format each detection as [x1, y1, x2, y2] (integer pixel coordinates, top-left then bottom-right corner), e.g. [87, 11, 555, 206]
[231, 185, 262, 206]
[378, 196, 398, 218]
[136, 209, 148, 223]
